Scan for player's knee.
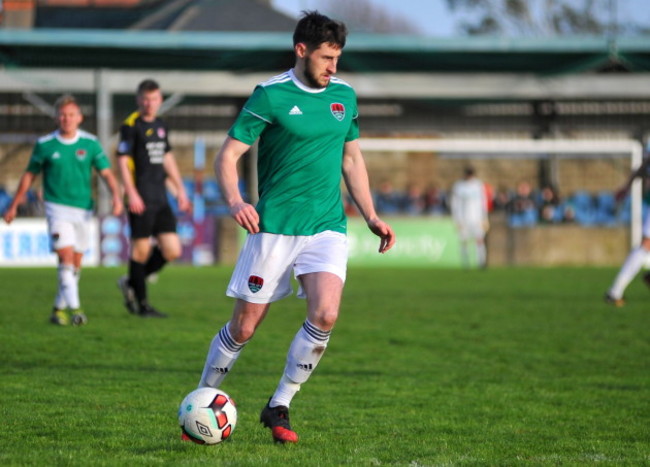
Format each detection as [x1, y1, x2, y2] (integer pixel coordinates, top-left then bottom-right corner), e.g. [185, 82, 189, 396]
[642, 238, 650, 251]
[163, 246, 181, 262]
[310, 309, 338, 331]
[230, 324, 256, 343]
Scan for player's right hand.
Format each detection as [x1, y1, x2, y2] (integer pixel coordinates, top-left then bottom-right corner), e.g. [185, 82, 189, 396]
[230, 202, 259, 234]
[2, 206, 17, 224]
[128, 193, 146, 214]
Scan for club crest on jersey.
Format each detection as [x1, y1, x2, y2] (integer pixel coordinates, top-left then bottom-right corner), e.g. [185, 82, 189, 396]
[157, 127, 166, 139]
[75, 149, 87, 160]
[248, 275, 264, 293]
[330, 103, 345, 121]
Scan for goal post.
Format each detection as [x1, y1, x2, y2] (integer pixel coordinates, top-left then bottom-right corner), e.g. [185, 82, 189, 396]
[358, 138, 644, 245]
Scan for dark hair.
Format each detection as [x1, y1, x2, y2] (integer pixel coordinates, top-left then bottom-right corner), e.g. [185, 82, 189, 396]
[137, 79, 160, 95]
[293, 10, 347, 50]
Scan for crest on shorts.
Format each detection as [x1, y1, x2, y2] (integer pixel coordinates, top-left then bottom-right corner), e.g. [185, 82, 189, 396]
[75, 149, 87, 160]
[330, 103, 345, 121]
[248, 275, 264, 293]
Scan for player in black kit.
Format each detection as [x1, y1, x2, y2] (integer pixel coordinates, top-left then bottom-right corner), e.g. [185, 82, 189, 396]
[116, 79, 191, 318]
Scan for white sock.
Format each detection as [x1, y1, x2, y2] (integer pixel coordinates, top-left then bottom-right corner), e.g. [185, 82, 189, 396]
[53, 267, 78, 310]
[198, 323, 247, 388]
[476, 242, 486, 267]
[609, 247, 648, 299]
[54, 289, 67, 310]
[271, 320, 330, 408]
[58, 264, 80, 310]
[460, 242, 470, 267]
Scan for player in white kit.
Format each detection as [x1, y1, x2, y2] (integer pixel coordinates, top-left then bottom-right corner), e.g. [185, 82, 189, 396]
[450, 166, 489, 268]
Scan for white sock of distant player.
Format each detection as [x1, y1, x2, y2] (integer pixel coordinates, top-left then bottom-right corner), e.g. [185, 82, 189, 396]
[58, 264, 80, 310]
[54, 287, 67, 310]
[609, 246, 648, 299]
[198, 322, 247, 388]
[55, 267, 80, 310]
[476, 242, 487, 267]
[460, 241, 470, 267]
[270, 320, 330, 408]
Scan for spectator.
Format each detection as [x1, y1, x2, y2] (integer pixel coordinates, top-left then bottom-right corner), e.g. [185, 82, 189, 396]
[402, 183, 425, 215]
[492, 186, 512, 212]
[423, 184, 447, 215]
[508, 181, 538, 226]
[538, 185, 561, 224]
[374, 179, 401, 215]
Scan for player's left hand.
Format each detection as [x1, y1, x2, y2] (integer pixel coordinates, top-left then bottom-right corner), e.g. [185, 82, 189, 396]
[178, 193, 192, 213]
[367, 217, 396, 253]
[112, 196, 124, 217]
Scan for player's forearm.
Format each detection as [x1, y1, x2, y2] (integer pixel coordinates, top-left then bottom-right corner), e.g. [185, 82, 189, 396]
[214, 140, 248, 208]
[342, 144, 381, 222]
[163, 153, 186, 198]
[216, 160, 244, 208]
[343, 161, 379, 222]
[100, 169, 121, 199]
[7, 172, 36, 211]
[116, 157, 141, 200]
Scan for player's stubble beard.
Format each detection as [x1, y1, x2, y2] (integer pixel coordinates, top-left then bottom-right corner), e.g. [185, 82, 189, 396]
[303, 56, 328, 89]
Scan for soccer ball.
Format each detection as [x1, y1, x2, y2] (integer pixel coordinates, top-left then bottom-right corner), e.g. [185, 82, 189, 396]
[178, 387, 237, 444]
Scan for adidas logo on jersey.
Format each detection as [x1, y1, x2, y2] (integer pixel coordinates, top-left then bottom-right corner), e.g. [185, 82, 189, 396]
[289, 106, 303, 115]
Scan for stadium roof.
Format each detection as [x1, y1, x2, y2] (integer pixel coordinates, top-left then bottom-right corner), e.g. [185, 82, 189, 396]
[35, 0, 297, 32]
[1, 29, 650, 74]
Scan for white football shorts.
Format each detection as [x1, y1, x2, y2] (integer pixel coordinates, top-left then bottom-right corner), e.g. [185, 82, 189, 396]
[456, 219, 486, 241]
[226, 230, 348, 304]
[45, 202, 93, 253]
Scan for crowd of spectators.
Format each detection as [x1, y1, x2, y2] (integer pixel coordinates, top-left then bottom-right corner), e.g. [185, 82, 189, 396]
[1, 178, 632, 228]
[362, 179, 631, 228]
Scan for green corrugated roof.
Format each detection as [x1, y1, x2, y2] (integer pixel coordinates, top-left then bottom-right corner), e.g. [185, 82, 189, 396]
[0, 29, 648, 73]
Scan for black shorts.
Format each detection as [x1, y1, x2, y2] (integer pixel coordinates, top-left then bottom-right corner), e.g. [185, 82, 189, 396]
[128, 203, 177, 239]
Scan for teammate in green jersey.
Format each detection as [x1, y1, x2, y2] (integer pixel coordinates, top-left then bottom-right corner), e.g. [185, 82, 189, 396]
[3, 94, 123, 325]
[194, 11, 395, 444]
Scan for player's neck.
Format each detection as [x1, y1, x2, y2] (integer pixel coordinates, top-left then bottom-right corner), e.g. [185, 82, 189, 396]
[58, 129, 78, 140]
[139, 111, 157, 122]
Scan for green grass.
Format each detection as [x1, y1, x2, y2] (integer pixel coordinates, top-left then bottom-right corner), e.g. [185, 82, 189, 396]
[0, 266, 648, 466]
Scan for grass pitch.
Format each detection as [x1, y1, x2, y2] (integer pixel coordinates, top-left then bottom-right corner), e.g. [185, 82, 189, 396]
[0, 265, 648, 465]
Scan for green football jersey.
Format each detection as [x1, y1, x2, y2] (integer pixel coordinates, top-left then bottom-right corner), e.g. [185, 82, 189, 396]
[27, 130, 111, 210]
[228, 69, 360, 235]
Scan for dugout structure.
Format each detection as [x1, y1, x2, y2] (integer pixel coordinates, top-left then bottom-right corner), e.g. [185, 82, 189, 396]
[359, 138, 645, 245]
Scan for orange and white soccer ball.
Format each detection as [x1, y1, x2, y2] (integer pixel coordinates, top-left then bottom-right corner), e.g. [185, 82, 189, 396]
[178, 387, 237, 444]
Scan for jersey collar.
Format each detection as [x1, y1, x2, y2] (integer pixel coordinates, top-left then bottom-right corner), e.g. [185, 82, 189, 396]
[55, 130, 80, 145]
[289, 69, 328, 94]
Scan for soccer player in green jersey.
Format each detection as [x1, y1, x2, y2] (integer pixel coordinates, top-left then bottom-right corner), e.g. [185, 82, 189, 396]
[194, 11, 395, 444]
[2, 95, 123, 325]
